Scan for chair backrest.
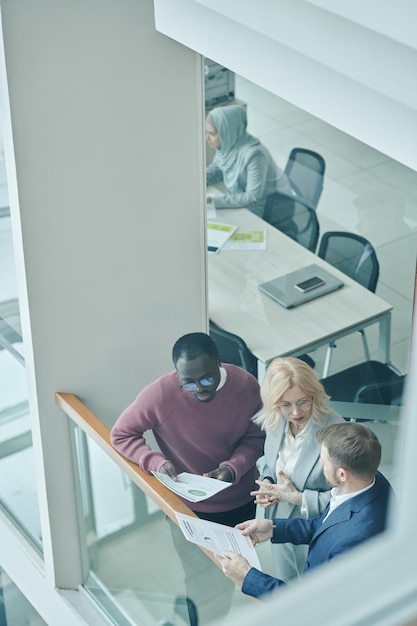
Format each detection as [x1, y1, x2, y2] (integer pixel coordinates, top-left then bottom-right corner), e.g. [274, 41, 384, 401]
[284, 148, 326, 210]
[317, 231, 380, 292]
[355, 375, 406, 405]
[320, 360, 405, 406]
[209, 321, 258, 378]
[263, 192, 320, 252]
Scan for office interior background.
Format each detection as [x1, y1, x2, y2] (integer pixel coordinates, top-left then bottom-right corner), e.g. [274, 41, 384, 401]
[0, 0, 416, 625]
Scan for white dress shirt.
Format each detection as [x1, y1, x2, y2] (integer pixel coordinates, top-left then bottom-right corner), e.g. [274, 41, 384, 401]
[275, 419, 312, 479]
[322, 478, 375, 523]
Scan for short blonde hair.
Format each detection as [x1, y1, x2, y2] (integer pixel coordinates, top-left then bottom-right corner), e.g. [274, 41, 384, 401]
[253, 357, 330, 432]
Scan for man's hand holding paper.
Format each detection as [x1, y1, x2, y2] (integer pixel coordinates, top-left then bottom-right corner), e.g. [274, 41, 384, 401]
[175, 513, 262, 574]
[152, 471, 232, 502]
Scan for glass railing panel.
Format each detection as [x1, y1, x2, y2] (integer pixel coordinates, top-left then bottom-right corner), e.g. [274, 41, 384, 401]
[0, 566, 47, 625]
[72, 425, 261, 626]
[0, 155, 43, 553]
[60, 392, 404, 625]
[0, 339, 42, 551]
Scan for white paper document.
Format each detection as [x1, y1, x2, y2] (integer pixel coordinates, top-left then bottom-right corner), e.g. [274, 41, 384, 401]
[175, 512, 262, 571]
[151, 471, 232, 502]
[222, 229, 268, 250]
[207, 221, 237, 254]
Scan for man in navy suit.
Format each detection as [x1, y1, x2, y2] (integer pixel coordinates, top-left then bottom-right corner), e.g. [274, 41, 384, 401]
[216, 422, 393, 598]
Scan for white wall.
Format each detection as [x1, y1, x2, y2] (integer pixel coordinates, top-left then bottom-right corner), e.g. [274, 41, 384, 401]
[154, 0, 417, 171]
[2, 0, 207, 427]
[0, 0, 206, 620]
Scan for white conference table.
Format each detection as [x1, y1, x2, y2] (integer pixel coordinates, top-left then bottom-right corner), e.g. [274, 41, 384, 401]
[207, 209, 393, 377]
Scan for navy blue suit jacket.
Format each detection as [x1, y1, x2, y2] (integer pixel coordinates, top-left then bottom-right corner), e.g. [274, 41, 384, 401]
[242, 471, 392, 598]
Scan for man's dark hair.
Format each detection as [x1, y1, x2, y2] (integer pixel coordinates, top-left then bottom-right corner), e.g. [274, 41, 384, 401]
[316, 422, 381, 479]
[172, 332, 219, 365]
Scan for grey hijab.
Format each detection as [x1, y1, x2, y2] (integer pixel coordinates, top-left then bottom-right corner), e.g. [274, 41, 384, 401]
[208, 105, 260, 193]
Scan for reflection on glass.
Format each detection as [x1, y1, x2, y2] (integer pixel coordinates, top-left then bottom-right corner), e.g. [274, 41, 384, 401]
[0, 140, 42, 552]
[73, 428, 253, 625]
[0, 567, 47, 625]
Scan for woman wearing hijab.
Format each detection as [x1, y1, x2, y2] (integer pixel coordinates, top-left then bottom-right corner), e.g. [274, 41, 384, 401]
[206, 105, 292, 217]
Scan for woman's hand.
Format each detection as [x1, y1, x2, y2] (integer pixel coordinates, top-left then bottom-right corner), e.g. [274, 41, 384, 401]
[251, 472, 302, 507]
[250, 479, 280, 508]
[275, 471, 303, 506]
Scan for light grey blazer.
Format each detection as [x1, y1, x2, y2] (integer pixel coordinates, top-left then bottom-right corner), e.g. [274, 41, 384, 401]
[261, 409, 345, 521]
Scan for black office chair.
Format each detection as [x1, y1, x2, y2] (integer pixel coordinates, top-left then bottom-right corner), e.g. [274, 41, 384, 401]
[317, 231, 380, 376]
[209, 321, 258, 378]
[263, 192, 320, 253]
[320, 360, 406, 406]
[318, 231, 380, 292]
[174, 595, 198, 626]
[356, 376, 406, 405]
[284, 148, 325, 210]
[209, 321, 316, 375]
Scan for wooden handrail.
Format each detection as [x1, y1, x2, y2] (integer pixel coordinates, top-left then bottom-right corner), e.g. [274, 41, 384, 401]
[54, 392, 218, 564]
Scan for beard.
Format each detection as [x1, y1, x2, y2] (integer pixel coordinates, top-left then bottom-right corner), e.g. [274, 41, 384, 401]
[325, 469, 340, 488]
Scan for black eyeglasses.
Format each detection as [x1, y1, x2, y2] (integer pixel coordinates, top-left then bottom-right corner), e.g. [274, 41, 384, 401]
[179, 377, 216, 392]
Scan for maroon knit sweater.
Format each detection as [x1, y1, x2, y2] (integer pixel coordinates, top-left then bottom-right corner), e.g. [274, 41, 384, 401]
[110, 364, 264, 513]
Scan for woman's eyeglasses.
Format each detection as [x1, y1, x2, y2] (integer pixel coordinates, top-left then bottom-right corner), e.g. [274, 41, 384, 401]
[179, 377, 216, 392]
[278, 398, 313, 414]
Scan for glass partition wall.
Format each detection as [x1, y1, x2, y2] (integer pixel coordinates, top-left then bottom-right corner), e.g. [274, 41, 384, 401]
[206, 70, 417, 376]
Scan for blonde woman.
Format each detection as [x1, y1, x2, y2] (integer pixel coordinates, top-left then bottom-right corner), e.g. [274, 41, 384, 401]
[252, 357, 344, 583]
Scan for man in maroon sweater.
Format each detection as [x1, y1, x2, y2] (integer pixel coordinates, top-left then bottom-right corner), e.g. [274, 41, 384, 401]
[111, 332, 264, 622]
